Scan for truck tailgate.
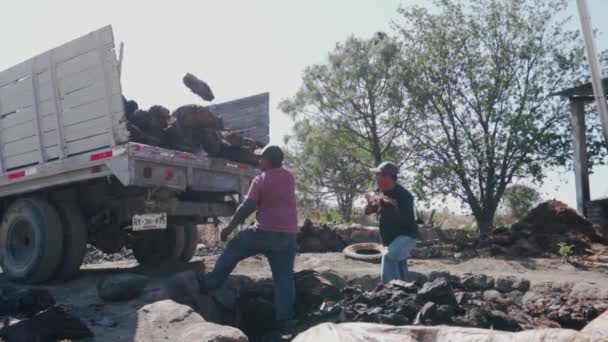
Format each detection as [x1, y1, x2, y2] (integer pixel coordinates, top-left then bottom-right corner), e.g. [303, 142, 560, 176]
[0, 142, 258, 198]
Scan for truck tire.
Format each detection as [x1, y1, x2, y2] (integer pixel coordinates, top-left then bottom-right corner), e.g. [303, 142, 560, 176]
[0, 198, 64, 283]
[54, 202, 88, 280]
[180, 224, 199, 262]
[343, 243, 384, 264]
[132, 226, 185, 267]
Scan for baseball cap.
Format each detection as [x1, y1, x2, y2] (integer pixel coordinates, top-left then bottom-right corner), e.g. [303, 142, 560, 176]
[370, 161, 399, 176]
[254, 145, 284, 164]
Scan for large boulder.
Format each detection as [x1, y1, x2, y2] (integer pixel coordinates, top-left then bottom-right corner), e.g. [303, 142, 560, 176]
[292, 323, 593, 342]
[0, 305, 93, 341]
[135, 300, 247, 342]
[581, 309, 608, 340]
[461, 274, 494, 291]
[569, 283, 608, 301]
[97, 273, 148, 302]
[0, 286, 55, 316]
[495, 276, 530, 293]
[417, 278, 457, 306]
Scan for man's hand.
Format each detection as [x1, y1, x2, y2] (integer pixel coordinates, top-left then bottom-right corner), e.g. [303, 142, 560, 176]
[220, 226, 235, 242]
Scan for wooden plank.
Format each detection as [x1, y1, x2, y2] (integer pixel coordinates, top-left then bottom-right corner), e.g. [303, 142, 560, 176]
[61, 95, 122, 126]
[571, 100, 591, 216]
[0, 78, 35, 114]
[36, 81, 54, 102]
[38, 100, 55, 116]
[3, 136, 38, 157]
[50, 26, 114, 64]
[42, 130, 59, 147]
[65, 132, 109, 156]
[4, 150, 39, 170]
[0, 94, 5, 171]
[0, 59, 32, 88]
[30, 71, 46, 162]
[41, 114, 58, 132]
[64, 116, 108, 143]
[60, 82, 120, 110]
[45, 145, 60, 160]
[1, 106, 35, 129]
[95, 29, 117, 148]
[48, 55, 66, 159]
[56, 50, 100, 79]
[1, 120, 35, 143]
[58, 65, 105, 95]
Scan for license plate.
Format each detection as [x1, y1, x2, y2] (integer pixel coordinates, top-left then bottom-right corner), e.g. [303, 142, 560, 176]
[132, 213, 167, 231]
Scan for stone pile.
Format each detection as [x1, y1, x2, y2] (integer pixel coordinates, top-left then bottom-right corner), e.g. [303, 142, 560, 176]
[122, 73, 262, 166]
[0, 286, 93, 341]
[298, 272, 608, 333]
[483, 200, 608, 257]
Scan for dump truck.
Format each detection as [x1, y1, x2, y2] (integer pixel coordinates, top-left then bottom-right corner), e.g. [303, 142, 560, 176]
[0, 26, 267, 283]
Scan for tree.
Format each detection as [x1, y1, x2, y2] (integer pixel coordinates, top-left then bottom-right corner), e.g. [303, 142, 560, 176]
[502, 185, 541, 220]
[281, 33, 414, 167]
[395, 0, 603, 233]
[285, 120, 370, 221]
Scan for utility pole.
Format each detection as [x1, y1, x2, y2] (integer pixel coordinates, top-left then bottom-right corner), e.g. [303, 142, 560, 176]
[577, 0, 608, 145]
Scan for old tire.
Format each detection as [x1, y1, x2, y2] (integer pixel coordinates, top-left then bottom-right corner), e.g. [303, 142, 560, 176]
[343, 243, 383, 264]
[180, 224, 199, 262]
[54, 202, 88, 280]
[132, 226, 185, 267]
[0, 198, 64, 283]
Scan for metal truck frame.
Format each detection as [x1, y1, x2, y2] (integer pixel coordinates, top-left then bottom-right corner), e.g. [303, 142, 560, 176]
[0, 26, 265, 283]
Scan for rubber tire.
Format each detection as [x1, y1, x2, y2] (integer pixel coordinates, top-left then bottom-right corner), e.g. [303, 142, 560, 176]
[343, 242, 384, 264]
[0, 198, 64, 283]
[53, 202, 88, 280]
[180, 224, 199, 263]
[132, 225, 185, 267]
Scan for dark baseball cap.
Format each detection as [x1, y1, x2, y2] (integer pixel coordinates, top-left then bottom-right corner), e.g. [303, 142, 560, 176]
[370, 161, 399, 176]
[254, 145, 284, 164]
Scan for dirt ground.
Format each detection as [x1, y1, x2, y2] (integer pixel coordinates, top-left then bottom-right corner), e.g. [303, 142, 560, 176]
[3, 252, 608, 341]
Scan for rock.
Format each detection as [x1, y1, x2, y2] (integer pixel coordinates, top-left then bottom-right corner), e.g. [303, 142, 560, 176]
[297, 322, 597, 341]
[461, 274, 494, 291]
[417, 278, 457, 306]
[295, 270, 340, 314]
[136, 300, 247, 342]
[455, 292, 471, 305]
[569, 282, 608, 301]
[495, 276, 530, 293]
[0, 305, 93, 341]
[504, 291, 524, 306]
[377, 313, 409, 325]
[97, 273, 148, 302]
[581, 309, 608, 340]
[0, 287, 55, 317]
[434, 305, 455, 325]
[487, 310, 522, 332]
[483, 289, 508, 306]
[418, 302, 437, 324]
[427, 271, 461, 288]
[318, 269, 347, 290]
[93, 316, 117, 328]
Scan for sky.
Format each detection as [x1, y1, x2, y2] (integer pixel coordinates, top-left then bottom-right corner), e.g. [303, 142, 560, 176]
[0, 0, 607, 211]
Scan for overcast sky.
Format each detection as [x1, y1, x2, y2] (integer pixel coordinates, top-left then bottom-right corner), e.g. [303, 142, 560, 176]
[1, 0, 607, 210]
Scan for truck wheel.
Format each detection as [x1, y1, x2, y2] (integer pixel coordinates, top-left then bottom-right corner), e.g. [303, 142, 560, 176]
[0, 198, 63, 283]
[132, 226, 185, 266]
[180, 224, 199, 262]
[54, 202, 88, 280]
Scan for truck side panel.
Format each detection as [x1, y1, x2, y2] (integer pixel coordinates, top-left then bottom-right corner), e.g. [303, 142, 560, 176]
[0, 26, 127, 172]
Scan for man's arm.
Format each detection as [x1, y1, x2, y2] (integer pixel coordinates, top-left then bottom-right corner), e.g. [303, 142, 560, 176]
[226, 199, 257, 230]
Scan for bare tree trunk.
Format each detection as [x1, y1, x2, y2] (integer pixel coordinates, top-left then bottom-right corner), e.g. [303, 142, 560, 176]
[475, 206, 497, 235]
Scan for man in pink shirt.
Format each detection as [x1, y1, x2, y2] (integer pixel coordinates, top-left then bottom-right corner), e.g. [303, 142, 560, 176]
[197, 145, 299, 326]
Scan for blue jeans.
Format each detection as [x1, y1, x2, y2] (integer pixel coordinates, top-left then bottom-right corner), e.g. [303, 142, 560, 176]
[381, 235, 417, 283]
[205, 226, 297, 321]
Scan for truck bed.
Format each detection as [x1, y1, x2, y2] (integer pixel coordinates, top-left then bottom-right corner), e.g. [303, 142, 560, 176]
[0, 25, 266, 199]
[0, 142, 258, 198]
